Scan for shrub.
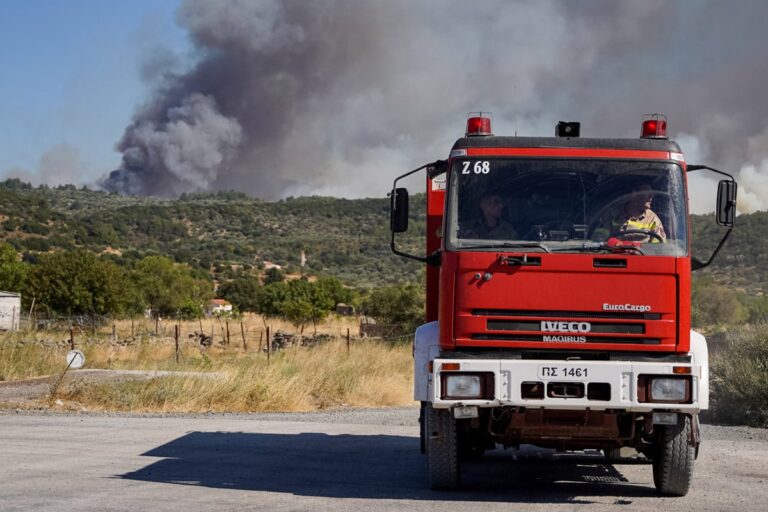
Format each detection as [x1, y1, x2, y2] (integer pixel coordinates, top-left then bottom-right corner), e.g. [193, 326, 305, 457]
[360, 283, 424, 333]
[709, 326, 768, 427]
[219, 276, 261, 312]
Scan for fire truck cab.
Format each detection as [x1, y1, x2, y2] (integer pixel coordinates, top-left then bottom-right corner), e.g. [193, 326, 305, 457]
[390, 114, 737, 496]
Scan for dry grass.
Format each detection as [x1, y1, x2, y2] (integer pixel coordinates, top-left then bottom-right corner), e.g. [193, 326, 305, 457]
[59, 340, 413, 412]
[0, 314, 414, 413]
[0, 335, 65, 382]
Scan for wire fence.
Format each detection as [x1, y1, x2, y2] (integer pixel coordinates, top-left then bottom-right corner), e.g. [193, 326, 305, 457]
[5, 313, 413, 357]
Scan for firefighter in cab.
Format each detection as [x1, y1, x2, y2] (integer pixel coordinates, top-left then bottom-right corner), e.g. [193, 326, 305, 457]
[596, 183, 666, 243]
[462, 192, 518, 240]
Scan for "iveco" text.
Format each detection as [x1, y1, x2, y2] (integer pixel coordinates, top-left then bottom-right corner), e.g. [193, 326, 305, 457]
[540, 321, 591, 333]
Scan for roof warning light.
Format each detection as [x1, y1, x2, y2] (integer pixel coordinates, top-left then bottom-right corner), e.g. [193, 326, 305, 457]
[642, 113, 668, 139]
[466, 112, 492, 137]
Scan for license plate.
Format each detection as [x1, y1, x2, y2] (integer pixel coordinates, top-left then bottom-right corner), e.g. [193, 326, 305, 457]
[538, 366, 589, 380]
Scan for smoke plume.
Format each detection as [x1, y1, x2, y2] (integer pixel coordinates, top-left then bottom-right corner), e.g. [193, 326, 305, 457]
[6, 144, 87, 187]
[105, 94, 241, 195]
[102, 0, 768, 212]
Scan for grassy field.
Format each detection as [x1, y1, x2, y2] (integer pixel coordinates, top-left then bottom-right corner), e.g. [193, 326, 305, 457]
[0, 314, 414, 413]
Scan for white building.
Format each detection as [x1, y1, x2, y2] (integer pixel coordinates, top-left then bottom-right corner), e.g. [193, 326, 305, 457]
[208, 299, 234, 315]
[0, 291, 21, 331]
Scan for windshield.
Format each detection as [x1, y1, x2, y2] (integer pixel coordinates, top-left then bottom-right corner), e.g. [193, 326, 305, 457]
[446, 158, 687, 256]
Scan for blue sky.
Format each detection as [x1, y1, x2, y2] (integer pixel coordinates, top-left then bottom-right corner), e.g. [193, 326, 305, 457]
[0, 0, 187, 183]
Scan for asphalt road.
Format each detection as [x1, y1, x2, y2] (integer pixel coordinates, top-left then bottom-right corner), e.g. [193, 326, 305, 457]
[1, 408, 767, 512]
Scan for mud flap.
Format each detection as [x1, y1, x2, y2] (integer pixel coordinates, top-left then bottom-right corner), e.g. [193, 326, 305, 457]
[414, 321, 439, 401]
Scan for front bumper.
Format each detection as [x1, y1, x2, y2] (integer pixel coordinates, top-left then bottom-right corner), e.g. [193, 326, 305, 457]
[430, 357, 705, 412]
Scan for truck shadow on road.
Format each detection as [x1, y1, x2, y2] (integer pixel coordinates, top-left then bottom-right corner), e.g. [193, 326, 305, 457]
[119, 431, 656, 503]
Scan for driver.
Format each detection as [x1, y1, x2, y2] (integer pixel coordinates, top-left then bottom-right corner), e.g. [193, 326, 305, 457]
[596, 184, 666, 243]
[462, 193, 518, 240]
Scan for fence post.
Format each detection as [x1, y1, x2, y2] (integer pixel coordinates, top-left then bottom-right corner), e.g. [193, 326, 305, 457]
[131, 316, 135, 338]
[347, 328, 350, 354]
[225, 319, 231, 346]
[69, 326, 75, 350]
[155, 316, 159, 336]
[28, 297, 36, 331]
[112, 324, 116, 342]
[267, 326, 271, 364]
[240, 318, 248, 352]
[258, 331, 263, 352]
[174, 324, 180, 364]
[216, 317, 224, 344]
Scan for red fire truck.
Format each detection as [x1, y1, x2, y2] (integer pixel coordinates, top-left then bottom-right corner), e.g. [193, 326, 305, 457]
[389, 114, 737, 496]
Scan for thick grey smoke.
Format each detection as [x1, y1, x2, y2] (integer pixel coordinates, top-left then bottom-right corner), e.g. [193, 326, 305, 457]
[105, 94, 241, 195]
[102, 0, 768, 212]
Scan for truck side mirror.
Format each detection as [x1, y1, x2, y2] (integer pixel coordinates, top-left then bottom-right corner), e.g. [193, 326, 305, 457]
[716, 180, 737, 227]
[686, 165, 737, 270]
[390, 160, 445, 264]
[390, 187, 410, 233]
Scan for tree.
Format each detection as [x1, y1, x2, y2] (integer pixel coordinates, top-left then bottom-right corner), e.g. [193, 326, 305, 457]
[263, 267, 285, 284]
[178, 298, 204, 320]
[361, 283, 425, 332]
[254, 281, 288, 324]
[219, 275, 261, 312]
[25, 250, 136, 315]
[132, 255, 212, 317]
[0, 243, 27, 293]
[314, 276, 354, 306]
[253, 278, 343, 333]
[281, 279, 329, 333]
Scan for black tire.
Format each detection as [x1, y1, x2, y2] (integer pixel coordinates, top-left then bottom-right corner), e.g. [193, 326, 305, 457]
[426, 405, 460, 490]
[652, 415, 695, 496]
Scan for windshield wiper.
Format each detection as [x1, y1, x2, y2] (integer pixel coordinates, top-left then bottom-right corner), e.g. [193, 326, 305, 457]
[460, 242, 551, 253]
[550, 243, 645, 255]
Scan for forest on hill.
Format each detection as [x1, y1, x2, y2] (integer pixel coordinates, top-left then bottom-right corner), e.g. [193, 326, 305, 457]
[0, 179, 423, 289]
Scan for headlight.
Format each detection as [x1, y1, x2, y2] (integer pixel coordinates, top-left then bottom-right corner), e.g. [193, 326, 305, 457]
[444, 375, 482, 398]
[651, 378, 688, 401]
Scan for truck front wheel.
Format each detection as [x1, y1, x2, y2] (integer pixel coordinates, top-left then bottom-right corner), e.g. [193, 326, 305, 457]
[652, 414, 695, 496]
[426, 405, 459, 489]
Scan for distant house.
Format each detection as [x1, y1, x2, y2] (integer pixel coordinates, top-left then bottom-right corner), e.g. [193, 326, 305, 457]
[208, 299, 234, 315]
[262, 261, 282, 270]
[0, 291, 21, 331]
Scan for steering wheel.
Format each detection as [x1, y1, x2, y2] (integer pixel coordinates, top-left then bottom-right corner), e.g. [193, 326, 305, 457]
[609, 229, 664, 243]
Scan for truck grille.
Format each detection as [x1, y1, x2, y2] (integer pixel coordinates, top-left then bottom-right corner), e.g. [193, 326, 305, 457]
[473, 309, 661, 321]
[471, 334, 661, 345]
[487, 320, 644, 334]
[461, 308, 672, 347]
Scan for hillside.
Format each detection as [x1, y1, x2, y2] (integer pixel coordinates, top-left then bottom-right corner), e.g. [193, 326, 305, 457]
[0, 178, 763, 292]
[690, 212, 768, 294]
[0, 180, 423, 288]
